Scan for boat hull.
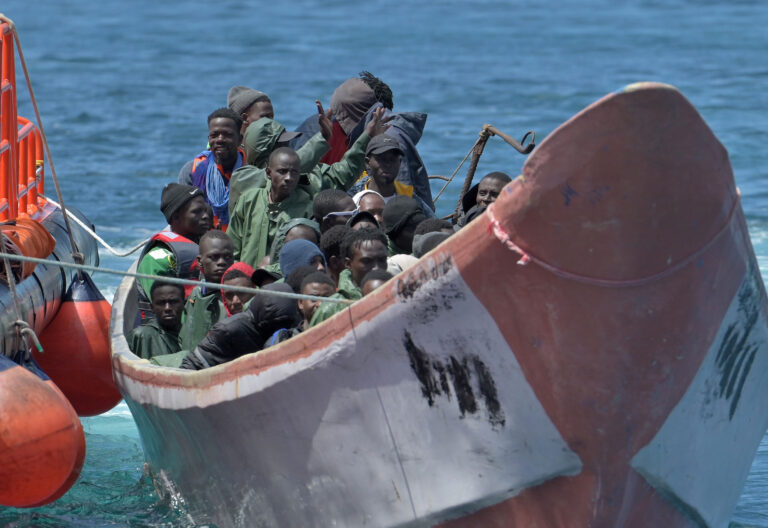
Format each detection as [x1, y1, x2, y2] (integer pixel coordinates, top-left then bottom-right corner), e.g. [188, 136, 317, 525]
[111, 83, 768, 527]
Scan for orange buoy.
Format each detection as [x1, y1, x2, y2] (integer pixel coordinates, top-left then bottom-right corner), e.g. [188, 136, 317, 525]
[0, 353, 86, 507]
[36, 272, 121, 416]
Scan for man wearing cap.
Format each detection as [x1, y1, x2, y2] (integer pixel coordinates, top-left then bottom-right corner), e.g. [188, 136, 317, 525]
[348, 135, 435, 218]
[177, 108, 244, 229]
[135, 183, 212, 325]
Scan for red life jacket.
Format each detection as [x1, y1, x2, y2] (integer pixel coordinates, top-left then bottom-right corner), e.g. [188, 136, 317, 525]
[135, 232, 200, 326]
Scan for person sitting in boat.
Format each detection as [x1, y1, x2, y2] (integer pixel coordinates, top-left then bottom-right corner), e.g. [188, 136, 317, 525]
[180, 283, 300, 370]
[293, 72, 434, 212]
[228, 107, 389, 214]
[278, 239, 327, 278]
[262, 218, 321, 269]
[226, 86, 274, 137]
[177, 109, 244, 230]
[313, 189, 356, 233]
[310, 228, 388, 327]
[347, 135, 434, 218]
[135, 184, 212, 325]
[382, 195, 427, 255]
[127, 281, 184, 360]
[264, 271, 337, 347]
[228, 147, 311, 268]
[220, 262, 257, 316]
[347, 210, 380, 231]
[361, 269, 393, 296]
[353, 189, 386, 225]
[179, 230, 234, 350]
[319, 225, 350, 286]
[411, 218, 454, 258]
[457, 171, 512, 228]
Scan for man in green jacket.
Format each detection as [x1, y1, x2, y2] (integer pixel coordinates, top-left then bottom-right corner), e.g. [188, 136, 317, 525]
[127, 282, 184, 360]
[228, 107, 389, 212]
[179, 230, 234, 350]
[310, 228, 389, 327]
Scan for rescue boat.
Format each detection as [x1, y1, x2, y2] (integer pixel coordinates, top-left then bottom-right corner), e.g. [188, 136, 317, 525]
[110, 82, 768, 527]
[1, 17, 117, 507]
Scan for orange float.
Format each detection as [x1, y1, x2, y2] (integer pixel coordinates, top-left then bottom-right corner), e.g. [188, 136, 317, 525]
[36, 272, 121, 416]
[0, 353, 85, 507]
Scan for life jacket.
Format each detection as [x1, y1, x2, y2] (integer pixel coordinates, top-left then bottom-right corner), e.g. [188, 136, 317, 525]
[135, 232, 200, 326]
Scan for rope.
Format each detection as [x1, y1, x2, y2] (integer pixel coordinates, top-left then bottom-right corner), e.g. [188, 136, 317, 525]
[432, 140, 478, 203]
[2, 15, 84, 277]
[1, 251, 42, 358]
[486, 194, 740, 288]
[0, 251, 354, 304]
[41, 194, 149, 257]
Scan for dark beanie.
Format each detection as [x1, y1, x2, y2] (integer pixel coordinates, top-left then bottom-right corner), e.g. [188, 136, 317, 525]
[227, 86, 270, 116]
[160, 183, 203, 224]
[279, 239, 327, 278]
[382, 196, 426, 237]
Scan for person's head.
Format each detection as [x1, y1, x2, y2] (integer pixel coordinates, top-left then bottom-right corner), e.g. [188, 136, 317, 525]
[347, 210, 380, 231]
[365, 136, 404, 195]
[227, 86, 273, 135]
[354, 190, 386, 225]
[285, 223, 320, 245]
[319, 225, 350, 284]
[298, 272, 336, 326]
[414, 218, 453, 237]
[341, 228, 389, 286]
[197, 231, 235, 284]
[207, 108, 242, 170]
[313, 189, 356, 232]
[161, 183, 211, 242]
[285, 265, 321, 294]
[412, 232, 451, 258]
[266, 147, 300, 203]
[361, 269, 393, 296]
[359, 71, 393, 110]
[279, 239, 327, 278]
[382, 196, 427, 254]
[477, 171, 512, 208]
[221, 262, 256, 315]
[243, 118, 301, 169]
[149, 281, 185, 332]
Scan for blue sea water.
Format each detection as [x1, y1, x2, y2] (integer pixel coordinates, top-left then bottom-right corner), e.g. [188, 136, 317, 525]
[1, 0, 767, 525]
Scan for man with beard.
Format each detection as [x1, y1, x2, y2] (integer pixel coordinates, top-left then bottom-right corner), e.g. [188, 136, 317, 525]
[178, 108, 244, 229]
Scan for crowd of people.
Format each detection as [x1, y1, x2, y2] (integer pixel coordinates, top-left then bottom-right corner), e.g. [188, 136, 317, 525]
[127, 72, 511, 369]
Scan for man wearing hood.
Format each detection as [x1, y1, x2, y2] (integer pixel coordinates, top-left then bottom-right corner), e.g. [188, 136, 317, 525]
[293, 72, 434, 212]
[180, 282, 300, 370]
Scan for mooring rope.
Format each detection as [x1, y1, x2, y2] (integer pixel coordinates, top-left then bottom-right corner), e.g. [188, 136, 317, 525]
[41, 194, 149, 257]
[0, 251, 354, 305]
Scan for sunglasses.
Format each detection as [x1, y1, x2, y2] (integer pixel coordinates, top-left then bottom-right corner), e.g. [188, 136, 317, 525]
[321, 208, 358, 222]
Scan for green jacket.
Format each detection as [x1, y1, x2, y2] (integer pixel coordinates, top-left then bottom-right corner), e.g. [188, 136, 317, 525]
[136, 245, 175, 305]
[228, 183, 315, 268]
[268, 217, 322, 264]
[127, 318, 181, 360]
[229, 118, 372, 213]
[179, 285, 227, 351]
[309, 269, 361, 327]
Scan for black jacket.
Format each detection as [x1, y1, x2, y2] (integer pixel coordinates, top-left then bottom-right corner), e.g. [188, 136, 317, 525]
[180, 283, 300, 370]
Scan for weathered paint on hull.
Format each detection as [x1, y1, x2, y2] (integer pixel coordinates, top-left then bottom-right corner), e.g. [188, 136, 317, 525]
[110, 83, 768, 527]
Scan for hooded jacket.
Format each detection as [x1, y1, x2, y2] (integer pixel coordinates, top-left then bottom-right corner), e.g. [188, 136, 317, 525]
[180, 283, 300, 370]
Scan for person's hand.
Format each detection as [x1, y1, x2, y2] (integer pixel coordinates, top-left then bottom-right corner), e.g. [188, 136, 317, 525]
[365, 107, 392, 137]
[316, 100, 333, 141]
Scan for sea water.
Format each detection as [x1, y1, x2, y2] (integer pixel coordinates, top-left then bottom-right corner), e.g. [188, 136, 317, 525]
[0, 0, 767, 526]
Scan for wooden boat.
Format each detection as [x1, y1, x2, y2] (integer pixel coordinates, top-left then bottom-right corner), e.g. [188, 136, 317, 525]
[110, 82, 768, 527]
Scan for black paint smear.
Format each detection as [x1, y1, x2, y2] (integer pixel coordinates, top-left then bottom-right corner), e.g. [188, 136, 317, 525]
[447, 356, 477, 416]
[713, 264, 763, 420]
[404, 330, 442, 406]
[435, 362, 451, 400]
[472, 356, 506, 427]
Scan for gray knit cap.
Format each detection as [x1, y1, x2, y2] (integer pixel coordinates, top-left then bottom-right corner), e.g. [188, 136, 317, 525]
[227, 86, 270, 115]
